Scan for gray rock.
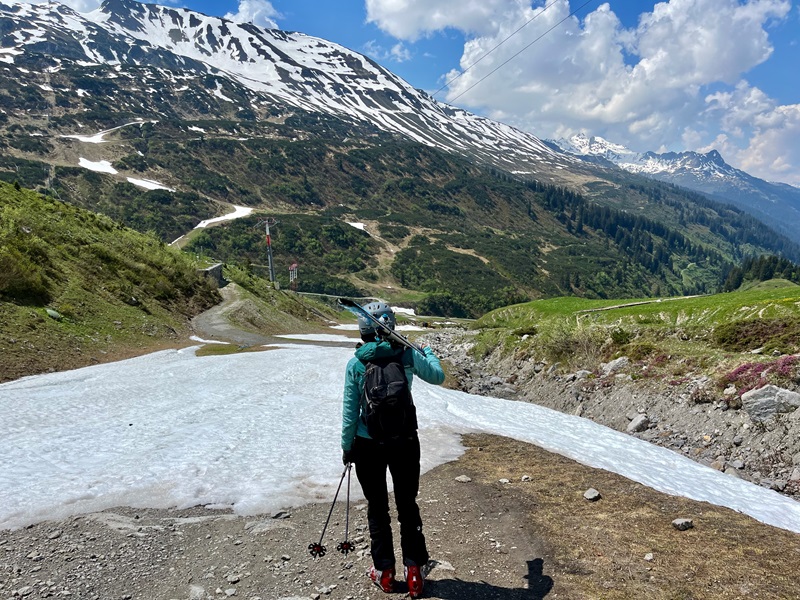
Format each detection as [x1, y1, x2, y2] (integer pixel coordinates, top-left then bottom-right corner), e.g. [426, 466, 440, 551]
[627, 414, 650, 433]
[672, 518, 694, 531]
[601, 356, 629, 376]
[742, 385, 800, 422]
[455, 475, 472, 483]
[583, 488, 602, 502]
[45, 308, 62, 321]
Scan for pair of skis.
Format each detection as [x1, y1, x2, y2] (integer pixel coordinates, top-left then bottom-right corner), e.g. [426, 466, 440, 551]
[337, 298, 425, 356]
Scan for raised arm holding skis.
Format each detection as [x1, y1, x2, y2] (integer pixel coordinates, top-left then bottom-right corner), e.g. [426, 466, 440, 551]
[340, 301, 445, 598]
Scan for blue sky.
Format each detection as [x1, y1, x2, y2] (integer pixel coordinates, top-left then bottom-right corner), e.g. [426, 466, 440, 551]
[27, 0, 800, 185]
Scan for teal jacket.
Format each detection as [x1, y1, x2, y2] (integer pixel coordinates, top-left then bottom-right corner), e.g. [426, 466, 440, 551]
[341, 341, 445, 451]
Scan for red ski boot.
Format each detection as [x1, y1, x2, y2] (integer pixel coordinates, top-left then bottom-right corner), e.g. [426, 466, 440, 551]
[369, 566, 396, 593]
[405, 564, 424, 598]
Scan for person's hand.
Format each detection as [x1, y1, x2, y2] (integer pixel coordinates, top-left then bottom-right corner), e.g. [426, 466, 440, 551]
[342, 448, 357, 465]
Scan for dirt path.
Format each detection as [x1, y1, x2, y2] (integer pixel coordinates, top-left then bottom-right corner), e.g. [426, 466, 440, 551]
[190, 283, 275, 346]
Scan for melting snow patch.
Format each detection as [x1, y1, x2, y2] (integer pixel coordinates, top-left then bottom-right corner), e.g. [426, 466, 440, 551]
[127, 177, 174, 192]
[396, 324, 425, 332]
[213, 83, 234, 102]
[62, 121, 147, 144]
[78, 158, 117, 174]
[194, 205, 253, 228]
[188, 126, 206, 133]
[3, 345, 800, 532]
[189, 336, 229, 345]
[274, 334, 356, 343]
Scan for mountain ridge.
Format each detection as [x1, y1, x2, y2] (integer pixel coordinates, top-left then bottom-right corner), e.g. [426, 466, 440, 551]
[7, 0, 580, 183]
[554, 133, 800, 242]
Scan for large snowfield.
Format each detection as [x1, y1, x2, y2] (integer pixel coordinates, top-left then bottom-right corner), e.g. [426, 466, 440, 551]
[1, 340, 799, 533]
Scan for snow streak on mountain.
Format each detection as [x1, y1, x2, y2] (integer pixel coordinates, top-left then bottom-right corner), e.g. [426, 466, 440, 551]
[0, 0, 580, 179]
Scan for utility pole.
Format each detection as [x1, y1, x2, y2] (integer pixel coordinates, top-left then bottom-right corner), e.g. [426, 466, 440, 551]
[257, 217, 279, 283]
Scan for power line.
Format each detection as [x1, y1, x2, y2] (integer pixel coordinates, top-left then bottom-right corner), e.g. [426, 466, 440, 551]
[446, 0, 601, 104]
[432, 0, 562, 98]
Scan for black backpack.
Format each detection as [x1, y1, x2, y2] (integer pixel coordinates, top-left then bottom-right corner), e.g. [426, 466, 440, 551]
[361, 353, 417, 442]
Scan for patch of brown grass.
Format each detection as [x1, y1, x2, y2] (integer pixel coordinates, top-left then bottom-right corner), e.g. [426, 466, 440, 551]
[456, 434, 800, 599]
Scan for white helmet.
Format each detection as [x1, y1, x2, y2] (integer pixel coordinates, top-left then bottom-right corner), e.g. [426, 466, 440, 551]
[358, 301, 396, 339]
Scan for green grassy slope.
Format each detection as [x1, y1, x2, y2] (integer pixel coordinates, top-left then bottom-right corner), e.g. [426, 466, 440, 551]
[472, 280, 800, 394]
[0, 182, 221, 381]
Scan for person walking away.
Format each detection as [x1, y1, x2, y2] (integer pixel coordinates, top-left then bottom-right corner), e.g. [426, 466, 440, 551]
[341, 301, 445, 598]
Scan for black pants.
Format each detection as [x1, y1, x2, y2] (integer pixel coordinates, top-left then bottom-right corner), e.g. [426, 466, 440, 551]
[352, 435, 429, 570]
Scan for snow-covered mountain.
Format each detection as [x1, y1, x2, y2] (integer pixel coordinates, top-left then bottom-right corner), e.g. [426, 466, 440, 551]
[553, 133, 640, 165]
[0, 0, 580, 180]
[556, 134, 800, 242]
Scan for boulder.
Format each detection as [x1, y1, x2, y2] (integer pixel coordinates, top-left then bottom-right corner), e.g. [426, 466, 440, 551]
[627, 414, 650, 433]
[601, 356, 629, 376]
[672, 518, 694, 531]
[741, 385, 800, 422]
[583, 488, 602, 502]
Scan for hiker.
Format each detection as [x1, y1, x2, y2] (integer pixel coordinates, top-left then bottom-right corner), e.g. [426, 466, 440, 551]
[341, 301, 445, 598]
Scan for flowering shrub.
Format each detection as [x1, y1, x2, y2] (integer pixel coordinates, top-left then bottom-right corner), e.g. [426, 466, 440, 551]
[722, 354, 799, 396]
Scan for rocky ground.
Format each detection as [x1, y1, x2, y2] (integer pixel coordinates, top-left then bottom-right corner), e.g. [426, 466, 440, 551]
[0, 435, 558, 600]
[422, 329, 800, 501]
[5, 431, 800, 600]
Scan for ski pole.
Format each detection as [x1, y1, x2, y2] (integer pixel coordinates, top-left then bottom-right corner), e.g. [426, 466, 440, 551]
[308, 464, 350, 558]
[336, 464, 355, 556]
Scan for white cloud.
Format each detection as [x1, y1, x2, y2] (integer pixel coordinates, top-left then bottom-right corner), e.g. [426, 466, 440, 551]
[363, 40, 413, 63]
[368, 0, 797, 184]
[391, 42, 412, 62]
[710, 103, 800, 185]
[366, 0, 528, 41]
[223, 0, 280, 29]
